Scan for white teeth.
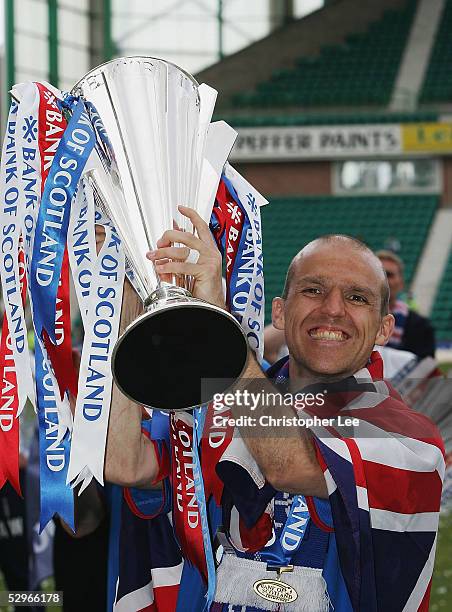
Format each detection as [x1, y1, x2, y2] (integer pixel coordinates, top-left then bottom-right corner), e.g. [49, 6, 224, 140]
[310, 329, 346, 341]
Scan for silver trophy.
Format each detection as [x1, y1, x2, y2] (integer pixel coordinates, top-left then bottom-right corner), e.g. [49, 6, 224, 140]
[72, 57, 248, 412]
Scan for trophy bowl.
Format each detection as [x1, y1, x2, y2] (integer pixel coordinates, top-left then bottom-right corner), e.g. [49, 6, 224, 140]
[72, 57, 249, 412]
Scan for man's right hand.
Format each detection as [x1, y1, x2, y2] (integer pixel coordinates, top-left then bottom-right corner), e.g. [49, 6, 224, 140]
[147, 205, 226, 310]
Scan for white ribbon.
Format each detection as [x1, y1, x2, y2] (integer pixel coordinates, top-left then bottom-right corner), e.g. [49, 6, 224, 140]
[68, 226, 125, 486]
[0, 83, 39, 413]
[67, 177, 97, 325]
[224, 163, 267, 364]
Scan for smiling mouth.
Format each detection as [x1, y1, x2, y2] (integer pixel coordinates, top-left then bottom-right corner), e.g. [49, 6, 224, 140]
[308, 327, 350, 341]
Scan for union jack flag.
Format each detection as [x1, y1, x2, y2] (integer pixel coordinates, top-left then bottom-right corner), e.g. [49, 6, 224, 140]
[115, 351, 444, 611]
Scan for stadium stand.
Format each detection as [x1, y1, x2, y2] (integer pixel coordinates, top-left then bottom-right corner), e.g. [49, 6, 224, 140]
[232, 1, 417, 109]
[419, 0, 452, 104]
[217, 110, 438, 127]
[261, 194, 438, 320]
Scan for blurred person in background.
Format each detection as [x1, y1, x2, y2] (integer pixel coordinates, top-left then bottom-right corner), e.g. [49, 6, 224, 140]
[376, 250, 435, 359]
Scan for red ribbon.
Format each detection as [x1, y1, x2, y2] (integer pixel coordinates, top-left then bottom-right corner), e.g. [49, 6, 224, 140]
[0, 247, 27, 495]
[36, 83, 78, 398]
[200, 403, 234, 506]
[170, 415, 207, 581]
[212, 179, 245, 309]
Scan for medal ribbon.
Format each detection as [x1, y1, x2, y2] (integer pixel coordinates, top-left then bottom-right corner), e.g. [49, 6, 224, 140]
[259, 495, 311, 569]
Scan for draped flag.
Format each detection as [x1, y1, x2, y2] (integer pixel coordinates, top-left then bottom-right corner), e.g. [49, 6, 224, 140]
[120, 352, 444, 612]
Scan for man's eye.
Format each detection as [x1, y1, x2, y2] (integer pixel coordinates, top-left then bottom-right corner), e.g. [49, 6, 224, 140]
[349, 294, 368, 304]
[302, 287, 322, 295]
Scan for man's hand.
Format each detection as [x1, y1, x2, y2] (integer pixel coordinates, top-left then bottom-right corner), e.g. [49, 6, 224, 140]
[147, 205, 225, 310]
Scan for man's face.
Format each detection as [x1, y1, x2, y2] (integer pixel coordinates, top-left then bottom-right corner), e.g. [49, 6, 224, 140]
[272, 242, 394, 382]
[378, 257, 404, 305]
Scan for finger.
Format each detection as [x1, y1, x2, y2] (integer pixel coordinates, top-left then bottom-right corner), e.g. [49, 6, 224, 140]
[178, 205, 214, 245]
[154, 260, 208, 278]
[159, 229, 207, 254]
[156, 235, 172, 249]
[152, 257, 170, 266]
[147, 246, 190, 262]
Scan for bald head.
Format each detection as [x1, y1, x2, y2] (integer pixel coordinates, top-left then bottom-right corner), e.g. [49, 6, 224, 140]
[282, 235, 389, 316]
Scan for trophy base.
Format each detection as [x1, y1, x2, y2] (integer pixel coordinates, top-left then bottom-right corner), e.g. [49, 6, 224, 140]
[112, 300, 248, 412]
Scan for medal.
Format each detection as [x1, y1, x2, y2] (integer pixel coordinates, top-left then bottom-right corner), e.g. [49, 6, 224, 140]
[253, 566, 298, 604]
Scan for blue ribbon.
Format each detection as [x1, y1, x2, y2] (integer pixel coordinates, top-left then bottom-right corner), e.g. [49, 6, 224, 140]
[192, 407, 216, 611]
[259, 495, 311, 569]
[35, 337, 74, 532]
[30, 98, 95, 343]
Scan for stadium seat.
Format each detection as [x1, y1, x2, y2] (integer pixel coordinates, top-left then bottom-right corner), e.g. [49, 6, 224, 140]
[419, 0, 452, 104]
[215, 110, 438, 128]
[232, 1, 417, 110]
[261, 194, 438, 321]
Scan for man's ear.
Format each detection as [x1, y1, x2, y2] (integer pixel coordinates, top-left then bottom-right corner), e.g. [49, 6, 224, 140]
[272, 297, 285, 331]
[375, 313, 395, 346]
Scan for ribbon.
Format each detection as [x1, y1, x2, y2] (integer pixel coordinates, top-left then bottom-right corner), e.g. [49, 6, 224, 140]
[259, 496, 311, 569]
[211, 167, 266, 363]
[30, 98, 95, 346]
[192, 406, 216, 609]
[0, 94, 36, 414]
[200, 403, 234, 506]
[35, 336, 74, 531]
[0, 245, 27, 495]
[67, 225, 125, 488]
[67, 178, 97, 325]
[170, 414, 207, 581]
[36, 83, 78, 399]
[223, 164, 265, 362]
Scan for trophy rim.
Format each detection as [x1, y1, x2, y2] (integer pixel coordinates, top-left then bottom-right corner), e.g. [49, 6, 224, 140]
[71, 55, 200, 95]
[111, 300, 249, 413]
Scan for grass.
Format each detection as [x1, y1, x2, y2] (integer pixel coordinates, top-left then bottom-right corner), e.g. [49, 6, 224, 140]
[431, 511, 452, 610]
[438, 362, 452, 375]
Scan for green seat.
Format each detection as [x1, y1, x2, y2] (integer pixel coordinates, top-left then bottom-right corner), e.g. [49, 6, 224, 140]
[262, 194, 438, 322]
[230, 0, 417, 110]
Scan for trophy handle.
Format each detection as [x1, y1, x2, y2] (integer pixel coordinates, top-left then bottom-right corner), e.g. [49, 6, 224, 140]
[112, 302, 248, 412]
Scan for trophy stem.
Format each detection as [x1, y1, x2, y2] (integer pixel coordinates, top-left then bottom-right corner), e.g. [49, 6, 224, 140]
[143, 285, 192, 310]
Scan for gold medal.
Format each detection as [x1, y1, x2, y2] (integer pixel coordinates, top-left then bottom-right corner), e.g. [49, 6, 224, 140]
[253, 566, 298, 604]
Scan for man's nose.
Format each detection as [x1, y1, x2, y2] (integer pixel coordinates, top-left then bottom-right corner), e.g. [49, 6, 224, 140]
[320, 288, 346, 317]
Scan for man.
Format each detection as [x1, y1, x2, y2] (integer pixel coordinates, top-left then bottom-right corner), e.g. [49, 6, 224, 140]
[376, 250, 436, 359]
[103, 212, 443, 611]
